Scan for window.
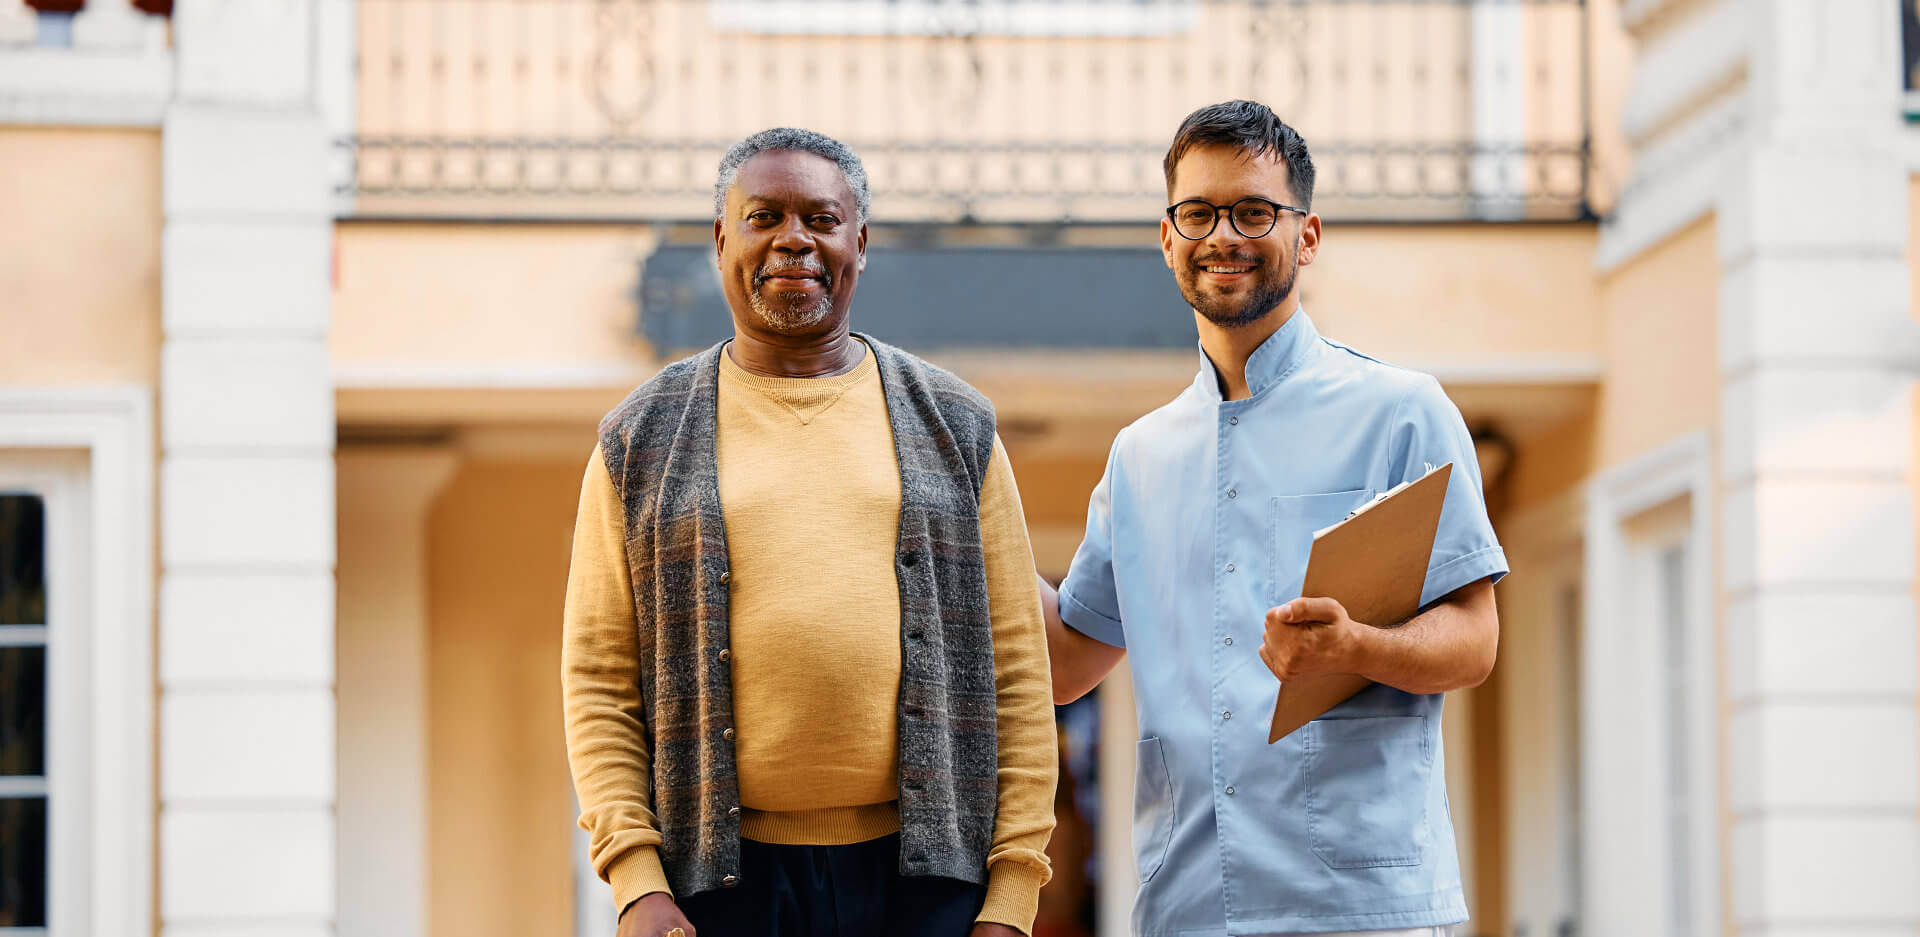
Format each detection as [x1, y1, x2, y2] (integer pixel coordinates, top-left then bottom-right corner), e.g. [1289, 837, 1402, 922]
[1656, 544, 1690, 937]
[0, 493, 47, 933]
[1906, 0, 1920, 118]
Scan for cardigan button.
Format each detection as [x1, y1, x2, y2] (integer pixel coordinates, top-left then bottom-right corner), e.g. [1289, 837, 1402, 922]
[728, 806, 742, 818]
[723, 728, 736, 741]
[718, 648, 731, 662]
[721, 875, 739, 888]
[719, 570, 731, 585]
[901, 553, 919, 567]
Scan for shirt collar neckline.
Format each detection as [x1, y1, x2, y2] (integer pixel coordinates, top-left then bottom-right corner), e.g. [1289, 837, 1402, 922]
[1193, 306, 1319, 402]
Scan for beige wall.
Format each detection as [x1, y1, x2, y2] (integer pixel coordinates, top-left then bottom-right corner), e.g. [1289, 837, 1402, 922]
[333, 222, 662, 371]
[427, 458, 583, 937]
[1304, 224, 1602, 362]
[1594, 217, 1719, 469]
[0, 128, 162, 387]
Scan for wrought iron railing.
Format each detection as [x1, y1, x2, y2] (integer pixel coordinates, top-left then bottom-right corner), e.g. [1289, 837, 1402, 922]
[336, 0, 1591, 223]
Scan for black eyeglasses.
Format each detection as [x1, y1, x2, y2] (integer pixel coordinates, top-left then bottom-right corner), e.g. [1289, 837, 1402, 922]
[1166, 197, 1306, 240]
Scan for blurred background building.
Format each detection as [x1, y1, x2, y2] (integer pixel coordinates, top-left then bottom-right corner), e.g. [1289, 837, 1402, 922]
[0, 1, 1914, 935]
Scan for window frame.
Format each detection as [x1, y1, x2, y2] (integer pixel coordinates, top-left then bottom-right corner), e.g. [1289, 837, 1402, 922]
[0, 390, 154, 937]
[0, 458, 85, 937]
[1581, 432, 1720, 937]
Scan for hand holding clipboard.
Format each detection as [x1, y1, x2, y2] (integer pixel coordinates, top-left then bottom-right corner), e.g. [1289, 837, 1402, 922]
[1266, 462, 1452, 743]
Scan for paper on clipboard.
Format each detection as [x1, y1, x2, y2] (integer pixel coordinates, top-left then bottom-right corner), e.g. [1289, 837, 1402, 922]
[1266, 461, 1452, 744]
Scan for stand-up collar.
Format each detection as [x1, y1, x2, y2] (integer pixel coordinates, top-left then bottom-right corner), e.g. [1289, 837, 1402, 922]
[1194, 307, 1320, 402]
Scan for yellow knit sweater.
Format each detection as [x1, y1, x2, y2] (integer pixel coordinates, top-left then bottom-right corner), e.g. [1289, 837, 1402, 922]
[562, 343, 1057, 933]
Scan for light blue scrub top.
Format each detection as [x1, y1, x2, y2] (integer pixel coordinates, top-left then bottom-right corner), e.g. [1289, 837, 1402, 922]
[1059, 309, 1508, 936]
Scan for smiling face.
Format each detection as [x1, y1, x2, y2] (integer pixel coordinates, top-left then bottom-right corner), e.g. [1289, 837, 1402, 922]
[1161, 144, 1318, 330]
[714, 149, 868, 338]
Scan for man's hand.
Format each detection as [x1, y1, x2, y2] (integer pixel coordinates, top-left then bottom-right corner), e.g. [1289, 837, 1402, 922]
[616, 892, 695, 937]
[970, 924, 1026, 937]
[1259, 597, 1365, 682]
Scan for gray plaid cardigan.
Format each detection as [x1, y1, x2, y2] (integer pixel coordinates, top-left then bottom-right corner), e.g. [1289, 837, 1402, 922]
[595, 334, 1001, 899]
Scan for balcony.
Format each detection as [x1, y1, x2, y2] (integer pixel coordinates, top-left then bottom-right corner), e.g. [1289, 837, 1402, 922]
[335, 0, 1594, 224]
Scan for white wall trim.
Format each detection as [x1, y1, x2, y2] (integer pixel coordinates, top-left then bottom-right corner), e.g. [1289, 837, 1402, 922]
[0, 47, 173, 127]
[1596, 88, 1745, 273]
[0, 2, 173, 128]
[1581, 430, 1720, 937]
[0, 387, 156, 937]
[315, 0, 356, 218]
[1619, 0, 1745, 147]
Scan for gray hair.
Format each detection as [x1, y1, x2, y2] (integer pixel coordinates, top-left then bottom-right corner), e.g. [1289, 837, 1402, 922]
[713, 127, 871, 223]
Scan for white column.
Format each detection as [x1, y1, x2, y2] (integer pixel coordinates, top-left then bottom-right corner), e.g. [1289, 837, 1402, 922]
[72, 0, 165, 53]
[1719, 3, 1920, 936]
[336, 449, 459, 937]
[158, 2, 338, 935]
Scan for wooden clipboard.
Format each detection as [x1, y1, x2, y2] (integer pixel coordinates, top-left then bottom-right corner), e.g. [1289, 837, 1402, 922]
[1266, 462, 1452, 743]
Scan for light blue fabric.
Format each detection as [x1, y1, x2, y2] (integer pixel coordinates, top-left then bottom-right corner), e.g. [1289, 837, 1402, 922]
[1058, 309, 1507, 936]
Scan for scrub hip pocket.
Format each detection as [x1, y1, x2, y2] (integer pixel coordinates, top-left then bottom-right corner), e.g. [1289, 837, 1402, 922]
[1302, 715, 1434, 869]
[1133, 737, 1175, 884]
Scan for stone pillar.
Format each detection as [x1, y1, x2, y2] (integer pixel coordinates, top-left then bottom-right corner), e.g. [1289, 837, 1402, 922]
[156, 2, 338, 934]
[337, 449, 459, 937]
[1719, 2, 1920, 935]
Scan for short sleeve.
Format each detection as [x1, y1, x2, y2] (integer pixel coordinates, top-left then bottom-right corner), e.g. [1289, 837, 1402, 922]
[1057, 438, 1127, 649]
[1389, 376, 1510, 607]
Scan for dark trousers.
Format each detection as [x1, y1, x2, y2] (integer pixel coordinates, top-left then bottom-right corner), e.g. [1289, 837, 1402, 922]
[678, 834, 987, 937]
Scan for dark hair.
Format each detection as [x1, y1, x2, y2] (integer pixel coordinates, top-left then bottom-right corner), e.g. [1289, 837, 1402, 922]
[715, 127, 871, 223]
[1162, 100, 1315, 210]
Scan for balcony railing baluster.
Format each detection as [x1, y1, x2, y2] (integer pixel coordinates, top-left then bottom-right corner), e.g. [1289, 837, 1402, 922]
[337, 0, 1592, 223]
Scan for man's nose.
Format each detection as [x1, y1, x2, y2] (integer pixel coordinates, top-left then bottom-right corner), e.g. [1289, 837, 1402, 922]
[771, 215, 814, 253]
[1203, 207, 1249, 252]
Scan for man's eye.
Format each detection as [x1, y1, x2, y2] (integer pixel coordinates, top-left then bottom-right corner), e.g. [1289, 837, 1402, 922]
[748, 210, 779, 225]
[809, 215, 840, 229]
[1180, 207, 1213, 223]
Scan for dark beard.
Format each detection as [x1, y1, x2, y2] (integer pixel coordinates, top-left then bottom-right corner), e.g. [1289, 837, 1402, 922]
[1179, 249, 1299, 329]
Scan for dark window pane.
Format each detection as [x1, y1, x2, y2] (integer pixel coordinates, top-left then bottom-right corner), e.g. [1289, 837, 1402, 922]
[0, 648, 44, 778]
[0, 496, 45, 626]
[1907, 1, 1920, 92]
[0, 797, 46, 928]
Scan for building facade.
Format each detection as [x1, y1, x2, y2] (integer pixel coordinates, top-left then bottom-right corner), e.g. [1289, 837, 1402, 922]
[0, 1, 1914, 936]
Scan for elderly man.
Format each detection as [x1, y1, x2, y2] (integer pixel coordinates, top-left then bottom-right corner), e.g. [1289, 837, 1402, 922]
[562, 127, 1057, 937]
[1040, 100, 1506, 937]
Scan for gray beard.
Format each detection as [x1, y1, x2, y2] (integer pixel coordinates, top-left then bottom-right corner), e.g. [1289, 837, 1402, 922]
[748, 283, 834, 333]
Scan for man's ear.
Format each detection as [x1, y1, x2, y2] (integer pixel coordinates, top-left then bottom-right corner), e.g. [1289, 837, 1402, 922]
[1160, 216, 1176, 270]
[1296, 213, 1322, 267]
[857, 222, 868, 273]
[713, 216, 726, 270]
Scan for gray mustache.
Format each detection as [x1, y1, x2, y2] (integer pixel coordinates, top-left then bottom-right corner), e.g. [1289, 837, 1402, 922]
[755, 264, 830, 287]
